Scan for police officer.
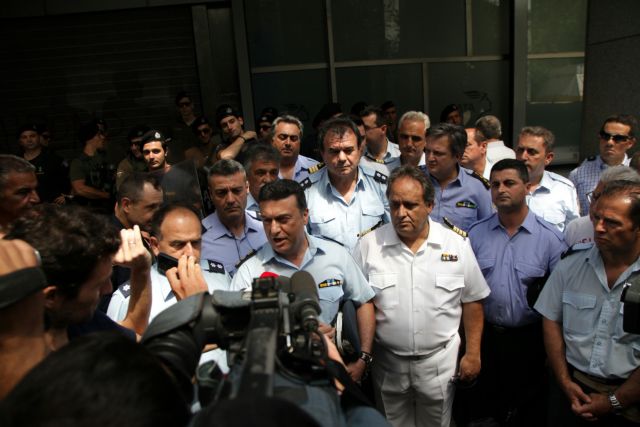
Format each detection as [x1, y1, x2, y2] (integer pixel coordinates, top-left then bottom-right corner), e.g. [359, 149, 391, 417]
[359, 106, 401, 175]
[231, 179, 375, 382]
[353, 165, 490, 427]
[243, 144, 280, 218]
[303, 116, 389, 251]
[570, 114, 637, 216]
[270, 115, 318, 182]
[424, 122, 493, 232]
[515, 126, 579, 232]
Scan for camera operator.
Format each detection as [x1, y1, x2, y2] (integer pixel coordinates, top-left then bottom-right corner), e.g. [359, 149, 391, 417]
[0, 239, 48, 399]
[231, 179, 376, 382]
[535, 180, 640, 426]
[5, 204, 153, 349]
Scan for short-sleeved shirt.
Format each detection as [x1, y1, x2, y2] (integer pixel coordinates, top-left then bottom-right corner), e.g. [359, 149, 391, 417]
[69, 151, 113, 193]
[231, 233, 375, 324]
[279, 154, 319, 183]
[304, 165, 390, 251]
[27, 149, 69, 202]
[535, 245, 640, 380]
[527, 170, 580, 232]
[201, 211, 267, 276]
[353, 220, 490, 356]
[427, 166, 493, 232]
[569, 154, 630, 216]
[107, 260, 233, 323]
[468, 210, 567, 327]
[563, 216, 594, 246]
[360, 140, 401, 176]
[486, 140, 516, 164]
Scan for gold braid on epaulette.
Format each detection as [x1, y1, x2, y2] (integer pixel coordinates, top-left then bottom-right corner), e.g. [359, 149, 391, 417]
[308, 162, 325, 174]
[470, 171, 490, 189]
[443, 217, 468, 238]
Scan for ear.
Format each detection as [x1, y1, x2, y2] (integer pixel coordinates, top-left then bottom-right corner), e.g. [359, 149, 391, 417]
[302, 208, 309, 227]
[238, 117, 244, 127]
[121, 197, 132, 213]
[380, 123, 388, 134]
[480, 141, 488, 155]
[42, 286, 60, 311]
[149, 236, 160, 257]
[544, 150, 555, 167]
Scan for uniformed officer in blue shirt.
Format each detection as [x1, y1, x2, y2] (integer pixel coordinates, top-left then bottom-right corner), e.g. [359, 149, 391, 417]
[243, 144, 280, 220]
[424, 122, 493, 232]
[270, 115, 319, 183]
[302, 116, 389, 251]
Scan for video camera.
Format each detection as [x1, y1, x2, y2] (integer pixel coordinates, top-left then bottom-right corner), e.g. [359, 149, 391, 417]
[141, 270, 375, 426]
[622, 273, 640, 334]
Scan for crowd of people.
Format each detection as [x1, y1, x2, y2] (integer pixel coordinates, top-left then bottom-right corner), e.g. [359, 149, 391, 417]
[0, 93, 639, 427]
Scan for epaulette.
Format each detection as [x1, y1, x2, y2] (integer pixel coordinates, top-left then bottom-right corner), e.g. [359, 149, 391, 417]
[469, 170, 490, 189]
[561, 242, 593, 259]
[547, 171, 574, 187]
[299, 177, 313, 190]
[364, 153, 386, 164]
[587, 156, 596, 161]
[315, 235, 344, 247]
[235, 249, 257, 269]
[308, 162, 325, 174]
[443, 217, 468, 238]
[207, 259, 225, 274]
[247, 209, 262, 221]
[358, 220, 384, 238]
[118, 282, 132, 298]
[373, 170, 388, 185]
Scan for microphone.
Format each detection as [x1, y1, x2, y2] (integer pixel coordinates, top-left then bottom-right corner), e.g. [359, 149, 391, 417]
[290, 271, 321, 332]
[260, 271, 291, 293]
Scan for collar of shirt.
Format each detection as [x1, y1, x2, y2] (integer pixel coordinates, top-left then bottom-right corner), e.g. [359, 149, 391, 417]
[532, 170, 554, 194]
[597, 154, 630, 171]
[586, 244, 640, 291]
[202, 211, 261, 240]
[379, 217, 444, 253]
[246, 193, 259, 211]
[487, 140, 507, 148]
[363, 139, 400, 164]
[320, 166, 366, 197]
[152, 264, 176, 303]
[487, 209, 538, 235]
[261, 232, 324, 270]
[428, 165, 465, 189]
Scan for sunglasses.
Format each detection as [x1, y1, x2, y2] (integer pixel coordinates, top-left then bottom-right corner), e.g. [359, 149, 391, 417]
[276, 133, 300, 142]
[198, 128, 212, 135]
[599, 130, 631, 143]
[259, 125, 271, 131]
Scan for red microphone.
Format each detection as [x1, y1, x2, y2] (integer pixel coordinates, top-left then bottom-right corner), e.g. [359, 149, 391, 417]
[260, 271, 279, 278]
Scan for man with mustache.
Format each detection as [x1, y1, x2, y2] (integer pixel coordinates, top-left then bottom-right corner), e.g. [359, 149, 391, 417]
[201, 159, 267, 275]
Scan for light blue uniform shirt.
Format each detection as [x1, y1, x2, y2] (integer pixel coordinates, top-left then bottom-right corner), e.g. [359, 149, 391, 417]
[279, 154, 319, 183]
[535, 245, 640, 379]
[231, 233, 375, 324]
[526, 170, 580, 232]
[569, 154, 630, 216]
[428, 166, 493, 232]
[304, 165, 390, 251]
[360, 140, 401, 175]
[201, 211, 267, 276]
[468, 210, 567, 327]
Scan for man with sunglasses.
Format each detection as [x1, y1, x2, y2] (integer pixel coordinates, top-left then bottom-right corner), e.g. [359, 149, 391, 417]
[570, 114, 637, 216]
[256, 107, 277, 141]
[116, 125, 150, 189]
[186, 116, 218, 168]
[271, 115, 318, 182]
[168, 92, 199, 164]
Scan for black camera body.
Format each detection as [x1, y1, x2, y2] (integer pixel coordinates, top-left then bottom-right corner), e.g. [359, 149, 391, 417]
[622, 274, 640, 334]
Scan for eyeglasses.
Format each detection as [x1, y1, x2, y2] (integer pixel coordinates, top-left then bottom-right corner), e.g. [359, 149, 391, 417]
[364, 125, 381, 132]
[276, 133, 300, 142]
[178, 101, 192, 107]
[259, 125, 271, 131]
[198, 128, 212, 135]
[599, 130, 631, 143]
[586, 191, 601, 204]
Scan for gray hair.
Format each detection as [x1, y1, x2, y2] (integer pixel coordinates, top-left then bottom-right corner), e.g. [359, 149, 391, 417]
[272, 115, 304, 139]
[0, 155, 35, 192]
[475, 115, 502, 141]
[208, 159, 246, 179]
[398, 111, 430, 132]
[599, 165, 640, 184]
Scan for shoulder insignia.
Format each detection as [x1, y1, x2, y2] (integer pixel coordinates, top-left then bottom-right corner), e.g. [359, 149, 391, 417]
[470, 171, 490, 189]
[357, 220, 384, 238]
[561, 242, 593, 259]
[207, 260, 225, 274]
[364, 153, 385, 164]
[315, 235, 344, 247]
[441, 253, 459, 262]
[299, 177, 313, 190]
[587, 156, 596, 161]
[443, 217, 468, 238]
[308, 162, 325, 174]
[373, 170, 388, 185]
[119, 282, 131, 298]
[235, 249, 257, 269]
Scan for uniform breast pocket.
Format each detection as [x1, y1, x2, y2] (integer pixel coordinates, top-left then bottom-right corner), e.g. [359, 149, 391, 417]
[309, 212, 340, 239]
[369, 273, 398, 309]
[562, 291, 597, 335]
[362, 203, 384, 225]
[477, 258, 495, 277]
[435, 274, 465, 309]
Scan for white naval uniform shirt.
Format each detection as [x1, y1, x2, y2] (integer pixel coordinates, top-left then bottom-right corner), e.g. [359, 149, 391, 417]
[526, 170, 580, 232]
[352, 220, 490, 356]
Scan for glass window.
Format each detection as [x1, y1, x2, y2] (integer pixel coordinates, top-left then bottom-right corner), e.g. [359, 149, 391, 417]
[528, 0, 587, 53]
[528, 58, 583, 103]
[472, 0, 511, 55]
[428, 60, 510, 131]
[245, 0, 327, 67]
[332, 0, 466, 61]
[336, 64, 423, 116]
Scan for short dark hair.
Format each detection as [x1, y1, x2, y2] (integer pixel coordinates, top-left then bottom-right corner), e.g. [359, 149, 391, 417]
[439, 104, 461, 123]
[490, 159, 529, 183]
[116, 173, 162, 203]
[317, 116, 363, 152]
[0, 332, 190, 427]
[475, 115, 502, 141]
[208, 159, 246, 180]
[427, 123, 467, 158]
[140, 130, 168, 152]
[359, 106, 386, 127]
[0, 155, 35, 192]
[174, 91, 192, 106]
[258, 179, 307, 211]
[598, 180, 640, 228]
[519, 126, 556, 152]
[243, 144, 281, 173]
[601, 114, 638, 139]
[387, 165, 435, 204]
[5, 205, 120, 298]
[150, 203, 200, 240]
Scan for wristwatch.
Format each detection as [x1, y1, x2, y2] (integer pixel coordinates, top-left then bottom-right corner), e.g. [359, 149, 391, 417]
[608, 392, 624, 415]
[359, 351, 373, 367]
